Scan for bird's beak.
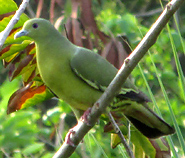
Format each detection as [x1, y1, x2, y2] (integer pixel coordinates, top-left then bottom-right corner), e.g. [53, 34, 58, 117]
[14, 30, 28, 39]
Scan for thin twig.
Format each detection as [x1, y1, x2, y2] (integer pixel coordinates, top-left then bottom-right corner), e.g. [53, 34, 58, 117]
[26, 3, 36, 18]
[106, 111, 134, 158]
[135, 8, 163, 17]
[53, 0, 184, 157]
[0, 0, 30, 50]
[0, 148, 10, 157]
[50, 0, 56, 24]
[36, 0, 44, 18]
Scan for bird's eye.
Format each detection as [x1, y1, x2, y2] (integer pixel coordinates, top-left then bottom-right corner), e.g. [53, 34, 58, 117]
[32, 23, 38, 29]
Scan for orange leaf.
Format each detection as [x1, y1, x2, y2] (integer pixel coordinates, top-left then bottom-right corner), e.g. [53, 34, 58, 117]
[7, 83, 54, 114]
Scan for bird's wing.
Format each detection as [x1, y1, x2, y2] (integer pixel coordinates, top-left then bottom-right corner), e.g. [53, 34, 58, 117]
[70, 47, 137, 94]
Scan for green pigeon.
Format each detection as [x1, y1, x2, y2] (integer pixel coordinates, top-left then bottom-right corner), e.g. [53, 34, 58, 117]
[14, 18, 174, 139]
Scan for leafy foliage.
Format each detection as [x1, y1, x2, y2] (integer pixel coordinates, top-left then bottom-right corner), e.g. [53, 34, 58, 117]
[0, 0, 54, 113]
[0, 0, 185, 157]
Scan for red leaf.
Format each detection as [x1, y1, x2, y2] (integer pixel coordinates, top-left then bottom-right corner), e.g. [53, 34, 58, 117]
[9, 54, 35, 81]
[0, 11, 15, 20]
[7, 83, 48, 114]
[0, 45, 11, 58]
[7, 43, 36, 80]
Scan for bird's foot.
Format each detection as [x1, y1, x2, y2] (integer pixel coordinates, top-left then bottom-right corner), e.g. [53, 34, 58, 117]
[80, 108, 92, 126]
[65, 129, 76, 147]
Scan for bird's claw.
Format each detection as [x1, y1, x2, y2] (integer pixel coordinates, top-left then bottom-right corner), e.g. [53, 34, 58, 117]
[80, 108, 92, 126]
[65, 129, 76, 147]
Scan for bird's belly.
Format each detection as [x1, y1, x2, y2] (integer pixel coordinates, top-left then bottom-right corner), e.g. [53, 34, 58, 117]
[40, 65, 102, 111]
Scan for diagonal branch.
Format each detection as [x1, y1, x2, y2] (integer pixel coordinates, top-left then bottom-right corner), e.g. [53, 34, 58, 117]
[53, 0, 184, 157]
[0, 0, 30, 50]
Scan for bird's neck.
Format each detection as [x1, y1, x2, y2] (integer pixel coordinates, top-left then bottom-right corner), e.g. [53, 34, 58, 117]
[35, 33, 75, 67]
[36, 32, 71, 47]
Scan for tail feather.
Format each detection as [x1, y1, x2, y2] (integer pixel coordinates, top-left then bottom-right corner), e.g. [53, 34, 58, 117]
[111, 100, 175, 138]
[126, 115, 174, 138]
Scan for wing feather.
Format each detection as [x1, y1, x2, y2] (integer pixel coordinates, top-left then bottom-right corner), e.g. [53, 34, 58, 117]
[70, 47, 136, 94]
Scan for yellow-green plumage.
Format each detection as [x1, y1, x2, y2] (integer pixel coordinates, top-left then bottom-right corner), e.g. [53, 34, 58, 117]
[14, 18, 175, 139]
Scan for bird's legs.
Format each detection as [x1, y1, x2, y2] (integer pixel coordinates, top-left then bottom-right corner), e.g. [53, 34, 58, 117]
[65, 108, 92, 146]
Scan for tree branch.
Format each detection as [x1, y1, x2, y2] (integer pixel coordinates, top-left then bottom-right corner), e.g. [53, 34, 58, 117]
[0, 0, 30, 50]
[53, 0, 184, 157]
[106, 111, 134, 158]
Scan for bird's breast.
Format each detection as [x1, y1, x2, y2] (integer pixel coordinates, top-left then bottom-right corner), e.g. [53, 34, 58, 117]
[37, 51, 102, 110]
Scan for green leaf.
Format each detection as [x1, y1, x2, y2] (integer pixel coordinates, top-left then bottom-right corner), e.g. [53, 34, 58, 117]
[22, 143, 45, 155]
[13, 152, 22, 158]
[41, 153, 55, 158]
[0, 40, 31, 60]
[131, 130, 156, 158]
[0, 0, 17, 15]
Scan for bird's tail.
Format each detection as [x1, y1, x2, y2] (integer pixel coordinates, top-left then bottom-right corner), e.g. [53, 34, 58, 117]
[110, 100, 175, 138]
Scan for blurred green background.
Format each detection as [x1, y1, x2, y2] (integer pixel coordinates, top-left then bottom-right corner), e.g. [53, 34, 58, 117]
[0, 0, 185, 157]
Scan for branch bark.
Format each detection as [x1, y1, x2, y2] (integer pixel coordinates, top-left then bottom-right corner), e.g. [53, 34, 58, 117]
[0, 0, 30, 50]
[53, 0, 184, 157]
